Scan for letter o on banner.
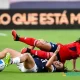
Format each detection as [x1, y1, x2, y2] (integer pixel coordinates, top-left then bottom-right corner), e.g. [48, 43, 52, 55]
[0, 13, 11, 25]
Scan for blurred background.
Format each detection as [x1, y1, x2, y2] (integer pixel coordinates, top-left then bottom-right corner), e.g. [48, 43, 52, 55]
[10, 0, 80, 9]
[0, 0, 80, 9]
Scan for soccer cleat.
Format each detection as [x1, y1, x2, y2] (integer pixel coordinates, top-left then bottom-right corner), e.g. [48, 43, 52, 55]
[5, 53, 11, 66]
[21, 48, 31, 54]
[21, 48, 27, 54]
[12, 29, 19, 41]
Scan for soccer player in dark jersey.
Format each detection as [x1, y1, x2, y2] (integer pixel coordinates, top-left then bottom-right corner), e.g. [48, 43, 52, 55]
[0, 48, 64, 72]
[12, 30, 80, 71]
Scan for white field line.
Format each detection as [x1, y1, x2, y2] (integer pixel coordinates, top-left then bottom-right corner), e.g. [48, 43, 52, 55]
[0, 33, 7, 36]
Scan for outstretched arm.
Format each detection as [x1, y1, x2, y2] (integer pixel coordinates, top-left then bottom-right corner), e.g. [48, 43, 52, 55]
[46, 45, 60, 72]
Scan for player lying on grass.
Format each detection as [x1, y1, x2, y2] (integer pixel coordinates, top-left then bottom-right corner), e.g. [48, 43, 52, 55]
[12, 30, 80, 72]
[0, 47, 65, 72]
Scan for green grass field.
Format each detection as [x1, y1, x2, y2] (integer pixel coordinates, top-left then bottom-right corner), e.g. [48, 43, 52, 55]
[0, 30, 80, 79]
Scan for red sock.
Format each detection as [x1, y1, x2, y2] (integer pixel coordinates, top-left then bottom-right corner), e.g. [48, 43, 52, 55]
[30, 49, 52, 59]
[19, 37, 37, 46]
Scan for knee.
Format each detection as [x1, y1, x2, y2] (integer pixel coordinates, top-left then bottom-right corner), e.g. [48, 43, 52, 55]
[23, 53, 29, 56]
[36, 40, 45, 47]
[4, 48, 10, 51]
[22, 53, 30, 59]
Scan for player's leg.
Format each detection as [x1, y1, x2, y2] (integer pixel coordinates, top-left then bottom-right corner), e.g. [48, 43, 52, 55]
[0, 48, 21, 59]
[21, 48, 53, 59]
[12, 30, 52, 51]
[7, 53, 37, 72]
[21, 53, 36, 70]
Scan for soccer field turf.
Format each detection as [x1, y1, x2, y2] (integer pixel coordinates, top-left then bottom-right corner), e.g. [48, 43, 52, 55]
[0, 30, 80, 79]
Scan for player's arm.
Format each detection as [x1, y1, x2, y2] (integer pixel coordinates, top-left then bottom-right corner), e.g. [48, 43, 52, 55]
[72, 59, 76, 71]
[46, 45, 60, 72]
[72, 59, 80, 72]
[72, 43, 80, 72]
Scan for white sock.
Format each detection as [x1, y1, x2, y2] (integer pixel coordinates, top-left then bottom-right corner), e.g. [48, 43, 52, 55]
[12, 57, 20, 64]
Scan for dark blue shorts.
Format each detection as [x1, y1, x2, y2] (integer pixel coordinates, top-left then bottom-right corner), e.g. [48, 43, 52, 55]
[49, 42, 61, 61]
[50, 42, 58, 52]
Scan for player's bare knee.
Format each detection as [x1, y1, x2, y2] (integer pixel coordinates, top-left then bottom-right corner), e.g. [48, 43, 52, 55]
[36, 41, 44, 47]
[4, 48, 10, 52]
[24, 53, 29, 56]
[23, 53, 30, 59]
[20, 53, 30, 62]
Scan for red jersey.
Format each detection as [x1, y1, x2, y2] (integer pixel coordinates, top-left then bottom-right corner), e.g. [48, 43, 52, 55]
[57, 42, 80, 63]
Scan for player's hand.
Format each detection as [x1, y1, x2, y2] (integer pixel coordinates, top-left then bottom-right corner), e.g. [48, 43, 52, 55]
[54, 45, 60, 54]
[72, 69, 80, 72]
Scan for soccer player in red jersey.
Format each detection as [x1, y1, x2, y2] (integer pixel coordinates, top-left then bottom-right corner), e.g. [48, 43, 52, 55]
[12, 30, 80, 71]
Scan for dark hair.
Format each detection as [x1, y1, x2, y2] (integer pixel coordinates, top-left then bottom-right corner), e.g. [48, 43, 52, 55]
[76, 38, 80, 43]
[56, 66, 68, 72]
